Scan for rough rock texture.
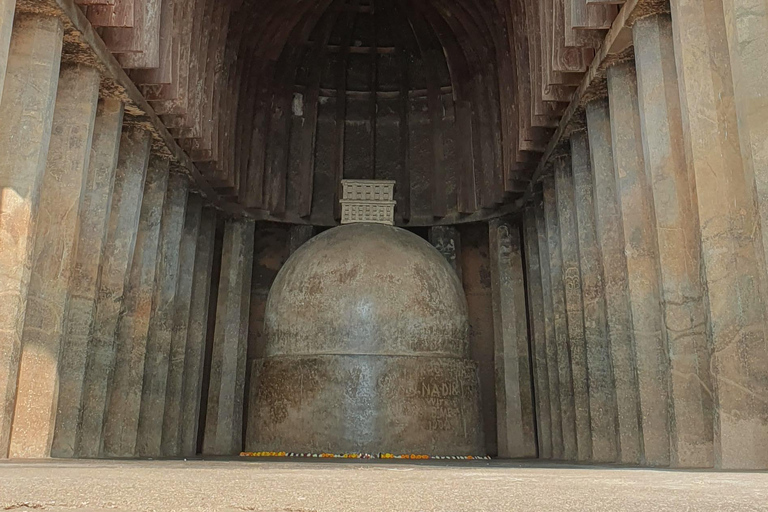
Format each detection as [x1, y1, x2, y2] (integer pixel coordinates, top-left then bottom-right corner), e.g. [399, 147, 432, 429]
[535, 203, 564, 460]
[543, 176, 578, 461]
[77, 127, 152, 458]
[554, 156, 592, 462]
[178, 207, 217, 457]
[287, 224, 315, 255]
[585, 99, 643, 466]
[570, 131, 619, 463]
[161, 194, 203, 457]
[52, 98, 124, 459]
[204, 218, 255, 456]
[429, 225, 463, 281]
[523, 210, 552, 459]
[136, 173, 189, 458]
[0, 0, 14, 101]
[608, 61, 671, 467]
[670, 0, 768, 469]
[10, 62, 99, 459]
[248, 224, 484, 456]
[489, 218, 536, 459]
[459, 226, 497, 456]
[633, 14, 714, 468]
[0, 13, 62, 459]
[102, 156, 169, 458]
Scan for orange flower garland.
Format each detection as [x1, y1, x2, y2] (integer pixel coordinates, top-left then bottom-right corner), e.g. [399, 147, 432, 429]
[239, 451, 491, 460]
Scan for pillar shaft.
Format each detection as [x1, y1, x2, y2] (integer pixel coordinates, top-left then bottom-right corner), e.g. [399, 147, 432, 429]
[77, 128, 152, 458]
[585, 99, 642, 465]
[554, 156, 592, 461]
[429, 226, 463, 282]
[523, 210, 552, 459]
[633, 14, 714, 468]
[161, 194, 203, 457]
[607, 61, 671, 467]
[137, 173, 189, 457]
[10, 63, 100, 459]
[0, 14, 62, 458]
[102, 156, 169, 458]
[722, 0, 768, 301]
[0, 0, 14, 101]
[288, 225, 315, 255]
[570, 131, 619, 463]
[203, 219, 255, 455]
[489, 218, 537, 459]
[671, 0, 768, 469]
[543, 176, 578, 460]
[535, 203, 564, 459]
[179, 208, 217, 457]
[461, 226, 498, 455]
[52, 98, 125, 458]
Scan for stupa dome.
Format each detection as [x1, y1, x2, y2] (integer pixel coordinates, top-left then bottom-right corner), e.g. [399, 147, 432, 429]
[263, 223, 470, 358]
[246, 224, 485, 456]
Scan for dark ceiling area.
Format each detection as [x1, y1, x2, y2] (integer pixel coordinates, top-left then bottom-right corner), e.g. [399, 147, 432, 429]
[81, 0, 617, 225]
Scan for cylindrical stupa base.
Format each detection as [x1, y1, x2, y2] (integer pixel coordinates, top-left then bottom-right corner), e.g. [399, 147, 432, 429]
[246, 355, 485, 456]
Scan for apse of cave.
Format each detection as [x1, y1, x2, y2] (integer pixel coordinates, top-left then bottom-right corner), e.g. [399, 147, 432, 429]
[0, 0, 767, 476]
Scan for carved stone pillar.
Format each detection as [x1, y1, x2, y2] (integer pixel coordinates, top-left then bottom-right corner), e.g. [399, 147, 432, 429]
[77, 128, 152, 458]
[489, 218, 536, 459]
[10, 63, 99, 459]
[102, 156, 170, 458]
[0, 14, 62, 458]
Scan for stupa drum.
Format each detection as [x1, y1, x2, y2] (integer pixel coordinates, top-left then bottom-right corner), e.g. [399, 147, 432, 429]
[246, 224, 485, 456]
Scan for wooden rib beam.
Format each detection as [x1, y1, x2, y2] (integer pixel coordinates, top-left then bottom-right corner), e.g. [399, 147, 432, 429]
[21, 0, 250, 218]
[516, 0, 669, 210]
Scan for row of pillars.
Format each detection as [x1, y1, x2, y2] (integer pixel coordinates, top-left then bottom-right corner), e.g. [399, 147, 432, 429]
[0, 13, 255, 459]
[522, 8, 768, 470]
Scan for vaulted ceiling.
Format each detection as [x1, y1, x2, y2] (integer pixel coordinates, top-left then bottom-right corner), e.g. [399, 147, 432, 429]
[78, 0, 620, 225]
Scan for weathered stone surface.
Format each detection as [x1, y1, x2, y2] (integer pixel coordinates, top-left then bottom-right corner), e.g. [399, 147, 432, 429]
[535, 203, 564, 460]
[9, 63, 99, 459]
[585, 99, 642, 465]
[607, 61, 671, 467]
[489, 218, 536, 459]
[523, 210, 552, 459]
[102, 156, 169, 458]
[288, 225, 315, 255]
[51, 98, 125, 459]
[570, 131, 619, 463]
[247, 224, 483, 456]
[248, 356, 484, 456]
[137, 173, 189, 458]
[721, 0, 768, 471]
[633, 14, 714, 469]
[0, 13, 62, 459]
[179, 207, 217, 457]
[0, 0, 14, 102]
[671, 0, 768, 469]
[203, 218, 255, 455]
[722, 0, 768, 302]
[429, 226, 463, 282]
[554, 156, 592, 462]
[248, 225, 289, 370]
[161, 194, 203, 457]
[460, 226, 498, 456]
[543, 175, 577, 461]
[77, 128, 152, 458]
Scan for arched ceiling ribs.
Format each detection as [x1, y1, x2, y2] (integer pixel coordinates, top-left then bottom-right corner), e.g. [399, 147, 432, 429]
[77, 0, 625, 226]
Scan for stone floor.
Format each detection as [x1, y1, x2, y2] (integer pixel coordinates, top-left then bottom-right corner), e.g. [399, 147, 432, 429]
[0, 459, 766, 511]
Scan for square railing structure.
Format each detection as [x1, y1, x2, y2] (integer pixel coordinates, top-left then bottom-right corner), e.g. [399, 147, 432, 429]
[340, 180, 397, 225]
